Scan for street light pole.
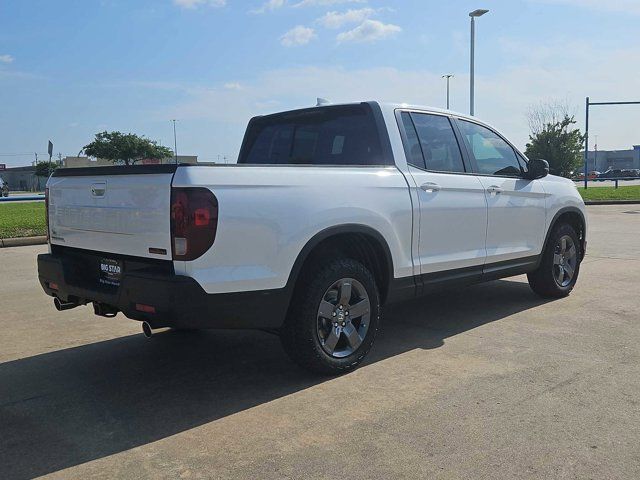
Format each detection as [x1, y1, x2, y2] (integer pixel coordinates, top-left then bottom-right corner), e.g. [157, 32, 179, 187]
[469, 9, 489, 116]
[171, 119, 178, 165]
[442, 74, 453, 110]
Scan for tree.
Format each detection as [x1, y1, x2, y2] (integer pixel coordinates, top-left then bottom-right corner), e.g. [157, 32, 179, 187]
[34, 161, 59, 177]
[83, 131, 173, 166]
[526, 98, 574, 136]
[525, 112, 585, 178]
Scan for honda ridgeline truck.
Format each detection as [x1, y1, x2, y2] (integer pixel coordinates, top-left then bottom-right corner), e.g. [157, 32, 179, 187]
[38, 102, 587, 374]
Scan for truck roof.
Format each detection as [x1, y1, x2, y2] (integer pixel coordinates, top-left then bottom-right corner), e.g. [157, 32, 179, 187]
[257, 101, 476, 122]
[376, 102, 474, 120]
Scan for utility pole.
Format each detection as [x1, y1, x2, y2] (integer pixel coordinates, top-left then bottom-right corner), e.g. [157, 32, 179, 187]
[469, 9, 489, 116]
[171, 119, 178, 164]
[584, 97, 589, 189]
[442, 74, 454, 109]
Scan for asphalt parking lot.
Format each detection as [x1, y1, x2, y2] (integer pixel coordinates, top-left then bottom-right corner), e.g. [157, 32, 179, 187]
[1, 205, 639, 480]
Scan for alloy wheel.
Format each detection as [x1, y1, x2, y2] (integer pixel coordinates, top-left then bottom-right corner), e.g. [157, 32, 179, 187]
[316, 277, 371, 358]
[553, 235, 578, 287]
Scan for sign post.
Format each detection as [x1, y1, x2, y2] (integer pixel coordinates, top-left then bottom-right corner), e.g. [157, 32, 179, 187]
[48, 140, 53, 176]
[584, 98, 640, 189]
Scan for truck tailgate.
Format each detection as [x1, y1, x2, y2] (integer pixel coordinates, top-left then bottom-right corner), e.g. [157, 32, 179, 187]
[47, 168, 174, 260]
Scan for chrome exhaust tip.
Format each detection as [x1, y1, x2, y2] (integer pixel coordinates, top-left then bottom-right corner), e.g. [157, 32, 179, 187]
[54, 297, 78, 311]
[142, 321, 153, 338]
[142, 321, 170, 338]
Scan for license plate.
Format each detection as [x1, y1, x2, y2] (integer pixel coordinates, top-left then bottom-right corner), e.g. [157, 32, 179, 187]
[99, 258, 123, 286]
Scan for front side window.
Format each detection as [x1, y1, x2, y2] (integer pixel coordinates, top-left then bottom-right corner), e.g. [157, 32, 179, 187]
[457, 120, 522, 177]
[239, 104, 385, 166]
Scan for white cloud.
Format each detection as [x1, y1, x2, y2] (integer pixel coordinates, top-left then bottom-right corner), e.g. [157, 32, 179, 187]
[0, 54, 14, 64]
[530, 0, 640, 14]
[224, 82, 243, 90]
[317, 8, 375, 29]
[293, 0, 366, 7]
[173, 0, 226, 9]
[336, 19, 401, 43]
[250, 0, 286, 14]
[280, 25, 317, 46]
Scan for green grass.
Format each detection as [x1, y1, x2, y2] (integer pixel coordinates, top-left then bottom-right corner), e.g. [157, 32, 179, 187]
[0, 202, 47, 239]
[578, 185, 640, 202]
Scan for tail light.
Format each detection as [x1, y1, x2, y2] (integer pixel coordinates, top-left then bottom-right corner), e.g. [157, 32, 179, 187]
[45, 187, 50, 241]
[170, 187, 219, 261]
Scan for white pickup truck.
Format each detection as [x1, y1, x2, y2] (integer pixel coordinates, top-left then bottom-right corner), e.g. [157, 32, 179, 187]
[38, 101, 587, 374]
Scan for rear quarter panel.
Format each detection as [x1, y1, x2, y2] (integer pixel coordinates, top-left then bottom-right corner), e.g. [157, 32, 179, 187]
[172, 166, 414, 294]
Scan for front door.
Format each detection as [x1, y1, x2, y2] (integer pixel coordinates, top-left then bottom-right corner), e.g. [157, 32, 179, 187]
[455, 119, 547, 264]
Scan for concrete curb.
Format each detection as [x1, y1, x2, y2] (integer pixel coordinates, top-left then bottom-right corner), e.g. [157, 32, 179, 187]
[584, 200, 640, 206]
[0, 236, 47, 248]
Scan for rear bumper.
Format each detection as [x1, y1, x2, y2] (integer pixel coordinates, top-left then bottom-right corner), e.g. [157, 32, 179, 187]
[37, 253, 289, 329]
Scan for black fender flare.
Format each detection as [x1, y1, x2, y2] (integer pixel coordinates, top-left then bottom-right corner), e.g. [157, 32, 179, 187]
[540, 206, 587, 262]
[283, 224, 395, 300]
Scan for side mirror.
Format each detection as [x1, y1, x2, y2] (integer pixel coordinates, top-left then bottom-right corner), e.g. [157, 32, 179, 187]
[525, 158, 549, 180]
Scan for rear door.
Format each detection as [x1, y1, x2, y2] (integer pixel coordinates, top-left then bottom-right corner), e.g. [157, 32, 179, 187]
[455, 118, 547, 264]
[397, 111, 488, 278]
[47, 166, 175, 260]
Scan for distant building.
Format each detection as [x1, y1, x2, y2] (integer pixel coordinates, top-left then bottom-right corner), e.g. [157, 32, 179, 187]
[0, 156, 209, 192]
[0, 166, 43, 191]
[583, 145, 640, 172]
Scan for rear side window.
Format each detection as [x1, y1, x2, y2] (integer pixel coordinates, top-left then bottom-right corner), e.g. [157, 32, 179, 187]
[457, 120, 522, 177]
[400, 112, 425, 168]
[399, 111, 466, 173]
[239, 104, 385, 166]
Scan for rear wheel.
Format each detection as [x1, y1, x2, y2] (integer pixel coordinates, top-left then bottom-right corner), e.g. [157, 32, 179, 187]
[528, 223, 581, 298]
[281, 258, 380, 375]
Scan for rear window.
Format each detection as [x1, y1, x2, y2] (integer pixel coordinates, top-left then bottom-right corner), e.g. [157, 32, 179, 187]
[238, 104, 386, 166]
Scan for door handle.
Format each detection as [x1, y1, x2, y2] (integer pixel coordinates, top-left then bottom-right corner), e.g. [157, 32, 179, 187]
[486, 185, 503, 194]
[420, 182, 441, 193]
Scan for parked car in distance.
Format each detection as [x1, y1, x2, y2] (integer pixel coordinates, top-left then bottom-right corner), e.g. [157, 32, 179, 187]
[38, 101, 587, 374]
[598, 168, 625, 180]
[577, 171, 600, 181]
[0, 178, 9, 197]
[621, 169, 640, 178]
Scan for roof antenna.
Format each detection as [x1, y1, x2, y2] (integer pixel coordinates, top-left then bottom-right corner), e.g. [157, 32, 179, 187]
[316, 97, 330, 106]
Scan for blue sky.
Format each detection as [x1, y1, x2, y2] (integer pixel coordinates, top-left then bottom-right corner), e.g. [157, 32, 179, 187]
[1, 0, 639, 166]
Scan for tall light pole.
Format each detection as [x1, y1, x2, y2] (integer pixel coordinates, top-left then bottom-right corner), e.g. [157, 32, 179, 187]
[171, 119, 178, 164]
[442, 74, 454, 110]
[469, 8, 489, 116]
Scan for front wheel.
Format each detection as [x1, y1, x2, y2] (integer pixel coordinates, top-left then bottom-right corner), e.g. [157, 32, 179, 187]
[281, 258, 380, 375]
[528, 223, 581, 298]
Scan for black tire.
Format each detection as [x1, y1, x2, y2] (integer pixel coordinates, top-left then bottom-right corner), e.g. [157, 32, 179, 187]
[280, 258, 381, 375]
[528, 223, 581, 298]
